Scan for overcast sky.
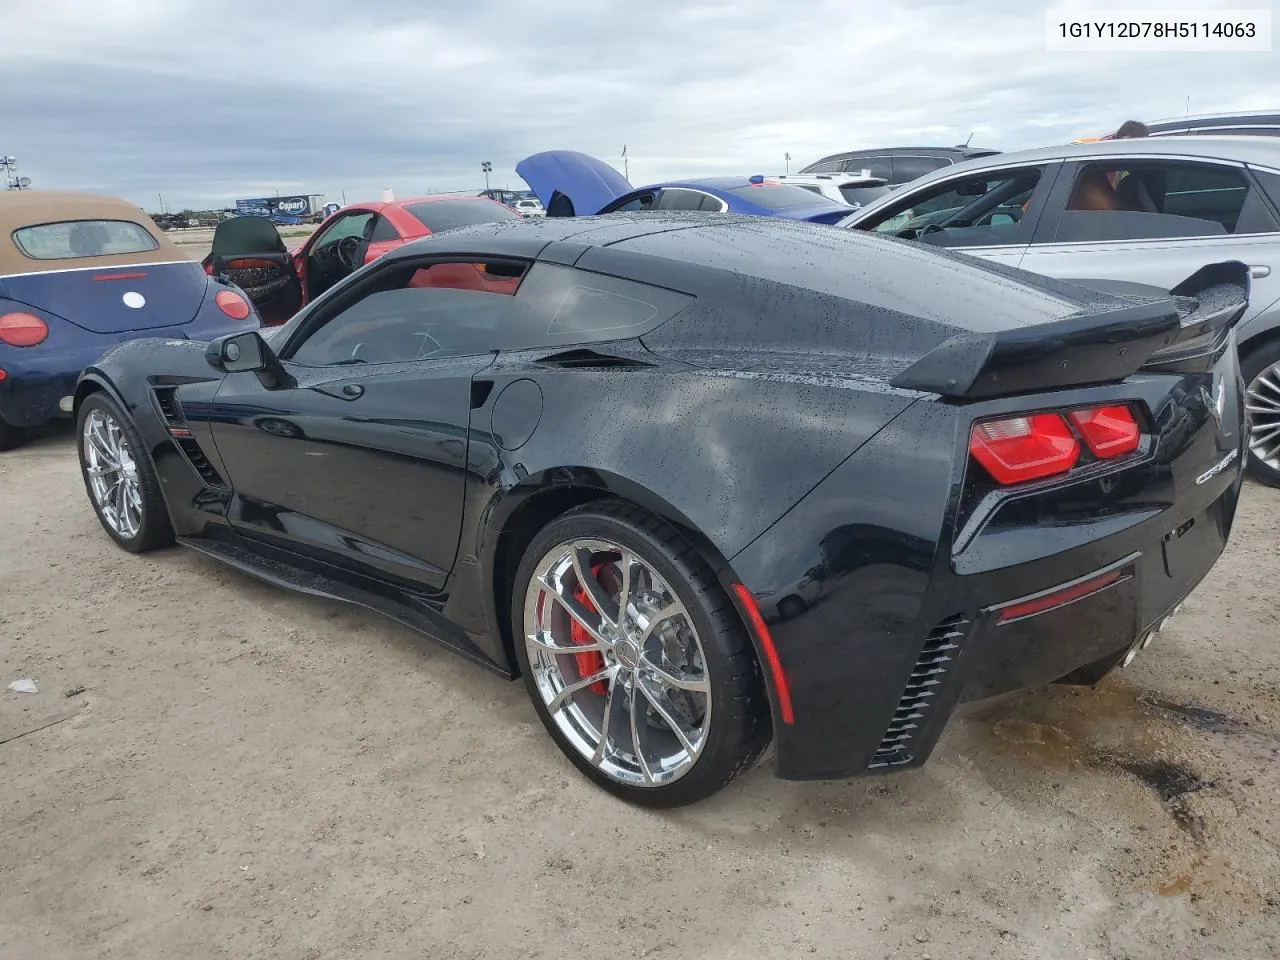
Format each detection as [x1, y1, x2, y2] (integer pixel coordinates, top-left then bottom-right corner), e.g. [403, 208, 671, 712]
[1, 0, 1275, 211]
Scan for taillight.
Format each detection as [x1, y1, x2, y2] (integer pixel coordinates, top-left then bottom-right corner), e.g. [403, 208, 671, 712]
[970, 413, 1079, 485]
[215, 289, 251, 321]
[970, 403, 1141, 485]
[0, 312, 49, 347]
[1069, 405, 1140, 458]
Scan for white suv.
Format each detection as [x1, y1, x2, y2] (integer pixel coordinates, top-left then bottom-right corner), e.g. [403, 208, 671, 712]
[774, 171, 892, 208]
[512, 198, 545, 217]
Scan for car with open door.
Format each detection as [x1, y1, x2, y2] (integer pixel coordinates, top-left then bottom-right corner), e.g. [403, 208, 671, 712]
[0, 190, 261, 451]
[203, 194, 521, 324]
[515, 150, 853, 224]
[839, 136, 1280, 487]
[74, 213, 1249, 806]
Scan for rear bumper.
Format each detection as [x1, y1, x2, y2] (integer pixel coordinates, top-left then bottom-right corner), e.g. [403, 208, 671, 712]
[726, 364, 1247, 782]
[0, 342, 109, 427]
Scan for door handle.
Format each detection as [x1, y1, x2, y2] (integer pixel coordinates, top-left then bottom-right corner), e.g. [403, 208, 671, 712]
[1250, 264, 1271, 279]
[341, 384, 364, 398]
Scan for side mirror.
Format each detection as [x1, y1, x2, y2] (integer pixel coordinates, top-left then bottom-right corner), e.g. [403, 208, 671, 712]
[206, 331, 269, 373]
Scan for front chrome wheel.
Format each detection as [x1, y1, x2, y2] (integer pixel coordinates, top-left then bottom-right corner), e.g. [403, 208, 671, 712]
[523, 538, 712, 787]
[1247, 360, 1280, 472]
[82, 407, 143, 540]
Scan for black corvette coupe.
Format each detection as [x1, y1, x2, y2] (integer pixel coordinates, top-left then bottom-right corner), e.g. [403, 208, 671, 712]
[74, 213, 1250, 807]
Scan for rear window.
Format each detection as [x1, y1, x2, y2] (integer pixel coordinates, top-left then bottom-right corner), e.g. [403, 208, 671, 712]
[404, 200, 518, 234]
[725, 182, 834, 209]
[12, 220, 159, 260]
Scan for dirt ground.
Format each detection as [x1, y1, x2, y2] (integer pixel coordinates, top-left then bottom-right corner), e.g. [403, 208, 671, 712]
[2, 429, 1279, 960]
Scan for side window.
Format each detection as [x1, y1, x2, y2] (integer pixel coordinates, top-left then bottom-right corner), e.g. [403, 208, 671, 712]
[847, 156, 893, 181]
[1054, 161, 1258, 241]
[497, 263, 694, 349]
[656, 189, 708, 211]
[1251, 168, 1280, 216]
[806, 160, 845, 173]
[313, 211, 374, 248]
[892, 156, 949, 184]
[857, 167, 1045, 246]
[604, 192, 656, 213]
[699, 193, 727, 211]
[368, 216, 399, 242]
[286, 259, 527, 366]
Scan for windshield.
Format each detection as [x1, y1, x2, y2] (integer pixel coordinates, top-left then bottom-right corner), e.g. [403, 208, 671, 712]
[406, 200, 519, 234]
[725, 182, 835, 209]
[13, 220, 160, 260]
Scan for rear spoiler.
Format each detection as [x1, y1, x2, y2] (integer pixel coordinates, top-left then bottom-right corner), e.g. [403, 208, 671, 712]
[889, 261, 1251, 399]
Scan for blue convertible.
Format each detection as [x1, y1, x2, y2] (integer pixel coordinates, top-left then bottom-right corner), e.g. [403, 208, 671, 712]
[516, 150, 851, 224]
[0, 191, 263, 449]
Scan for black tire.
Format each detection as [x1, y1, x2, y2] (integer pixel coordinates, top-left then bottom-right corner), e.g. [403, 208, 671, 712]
[511, 499, 772, 807]
[1241, 338, 1280, 488]
[0, 417, 24, 452]
[76, 393, 175, 553]
[776, 594, 808, 620]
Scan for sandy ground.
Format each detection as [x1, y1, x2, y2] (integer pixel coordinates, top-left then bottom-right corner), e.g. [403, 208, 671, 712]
[1, 427, 1278, 960]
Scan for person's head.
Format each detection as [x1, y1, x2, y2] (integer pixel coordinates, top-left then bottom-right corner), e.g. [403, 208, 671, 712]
[1113, 120, 1150, 139]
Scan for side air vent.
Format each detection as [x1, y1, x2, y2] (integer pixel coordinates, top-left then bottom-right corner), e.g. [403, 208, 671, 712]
[870, 615, 970, 768]
[153, 386, 226, 488]
[536, 349, 654, 369]
[176, 437, 225, 487]
[153, 386, 183, 427]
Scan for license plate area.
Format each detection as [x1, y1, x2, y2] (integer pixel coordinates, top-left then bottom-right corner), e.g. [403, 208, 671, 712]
[1161, 503, 1226, 588]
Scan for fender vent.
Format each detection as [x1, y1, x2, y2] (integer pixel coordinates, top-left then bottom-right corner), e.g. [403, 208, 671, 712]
[870, 614, 970, 768]
[536, 349, 653, 369]
[153, 386, 225, 488]
[153, 386, 183, 426]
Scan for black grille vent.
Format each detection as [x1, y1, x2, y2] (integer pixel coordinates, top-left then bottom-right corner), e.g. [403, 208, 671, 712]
[176, 437, 225, 487]
[153, 386, 183, 426]
[871, 615, 970, 768]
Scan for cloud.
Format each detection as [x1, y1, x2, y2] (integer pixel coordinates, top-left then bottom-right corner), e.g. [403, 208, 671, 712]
[0, 0, 1272, 210]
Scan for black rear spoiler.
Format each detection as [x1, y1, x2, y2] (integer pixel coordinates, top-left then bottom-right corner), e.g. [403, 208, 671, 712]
[889, 261, 1251, 399]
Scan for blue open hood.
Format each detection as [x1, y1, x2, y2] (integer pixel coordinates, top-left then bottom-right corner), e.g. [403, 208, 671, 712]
[515, 150, 633, 217]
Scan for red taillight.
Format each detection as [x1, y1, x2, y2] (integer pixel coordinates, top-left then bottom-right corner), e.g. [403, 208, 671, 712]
[215, 289, 251, 321]
[0, 312, 49, 347]
[969, 413, 1079, 485]
[1069, 405, 1140, 458]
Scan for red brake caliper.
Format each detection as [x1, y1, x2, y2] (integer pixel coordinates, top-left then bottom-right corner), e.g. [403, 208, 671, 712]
[570, 562, 610, 695]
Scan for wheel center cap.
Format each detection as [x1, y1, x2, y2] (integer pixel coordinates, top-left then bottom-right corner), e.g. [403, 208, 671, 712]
[613, 638, 640, 669]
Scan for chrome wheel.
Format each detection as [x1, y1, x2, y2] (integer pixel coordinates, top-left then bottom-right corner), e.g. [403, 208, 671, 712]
[1247, 361, 1280, 472]
[523, 539, 712, 787]
[82, 408, 143, 539]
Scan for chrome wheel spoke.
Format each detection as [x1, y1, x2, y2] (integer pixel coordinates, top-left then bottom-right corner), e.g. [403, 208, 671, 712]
[82, 409, 144, 539]
[570, 543, 617, 628]
[636, 676, 699, 757]
[539, 578, 608, 648]
[629, 685, 655, 784]
[635, 601, 685, 647]
[592, 680, 622, 765]
[643, 654, 710, 693]
[1247, 363, 1280, 470]
[548, 668, 612, 714]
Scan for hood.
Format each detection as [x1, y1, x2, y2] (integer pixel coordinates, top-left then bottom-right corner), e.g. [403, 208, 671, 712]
[211, 215, 288, 257]
[516, 151, 633, 216]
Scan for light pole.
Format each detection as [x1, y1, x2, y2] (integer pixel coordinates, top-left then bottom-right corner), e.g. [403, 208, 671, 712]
[481, 161, 492, 194]
[785, 152, 791, 175]
[1, 155, 19, 190]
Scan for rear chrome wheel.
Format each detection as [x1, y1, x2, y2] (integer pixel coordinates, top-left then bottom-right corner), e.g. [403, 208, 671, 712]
[1243, 342, 1280, 488]
[512, 501, 771, 807]
[523, 538, 712, 788]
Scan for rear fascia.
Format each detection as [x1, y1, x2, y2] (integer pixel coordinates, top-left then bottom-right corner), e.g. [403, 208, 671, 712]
[727, 338, 1246, 781]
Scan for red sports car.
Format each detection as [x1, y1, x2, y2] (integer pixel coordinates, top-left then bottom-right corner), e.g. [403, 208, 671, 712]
[204, 194, 521, 324]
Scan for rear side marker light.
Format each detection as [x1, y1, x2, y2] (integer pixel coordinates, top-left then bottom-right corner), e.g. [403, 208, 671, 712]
[969, 413, 1079, 485]
[731, 584, 794, 725]
[0, 312, 49, 347]
[1069, 405, 1140, 458]
[215, 289, 252, 321]
[997, 568, 1128, 623]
